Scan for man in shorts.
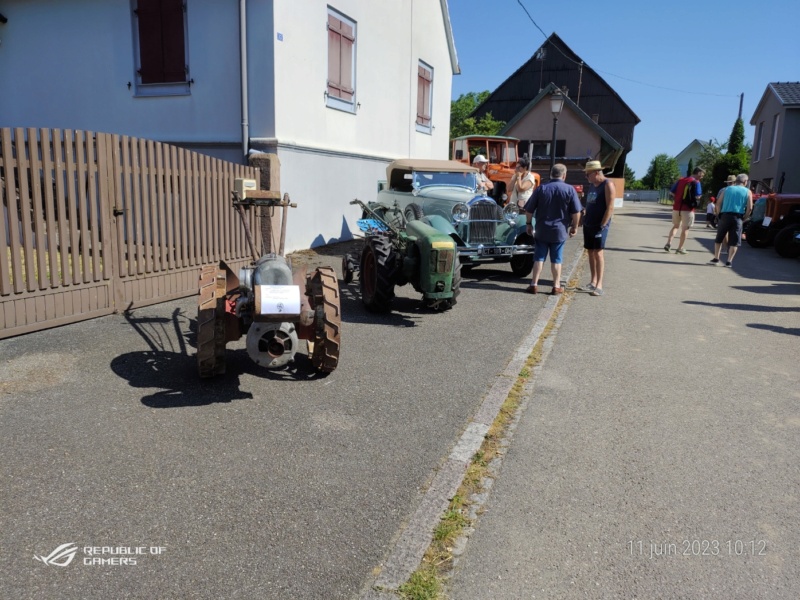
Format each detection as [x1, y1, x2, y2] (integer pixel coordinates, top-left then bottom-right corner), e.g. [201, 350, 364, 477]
[710, 174, 753, 267]
[581, 161, 616, 296]
[665, 167, 704, 254]
[523, 163, 582, 295]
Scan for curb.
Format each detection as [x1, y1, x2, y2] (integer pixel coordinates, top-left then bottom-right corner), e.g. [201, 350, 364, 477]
[360, 243, 586, 597]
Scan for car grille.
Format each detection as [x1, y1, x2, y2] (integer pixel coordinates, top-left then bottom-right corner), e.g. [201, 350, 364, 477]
[466, 200, 501, 245]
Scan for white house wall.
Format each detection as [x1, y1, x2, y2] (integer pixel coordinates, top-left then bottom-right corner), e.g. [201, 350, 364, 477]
[259, 0, 455, 249]
[0, 0, 243, 146]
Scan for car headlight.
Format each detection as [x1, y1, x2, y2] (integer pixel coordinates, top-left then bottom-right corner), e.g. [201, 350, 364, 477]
[452, 203, 469, 222]
[503, 204, 519, 223]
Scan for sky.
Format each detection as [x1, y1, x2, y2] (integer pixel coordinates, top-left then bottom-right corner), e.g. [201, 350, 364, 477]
[447, 0, 800, 179]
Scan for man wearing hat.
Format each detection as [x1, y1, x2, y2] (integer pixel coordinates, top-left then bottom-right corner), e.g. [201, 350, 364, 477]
[472, 154, 494, 195]
[580, 160, 616, 296]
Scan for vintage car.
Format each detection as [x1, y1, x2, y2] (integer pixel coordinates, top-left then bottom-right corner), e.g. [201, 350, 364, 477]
[373, 159, 535, 276]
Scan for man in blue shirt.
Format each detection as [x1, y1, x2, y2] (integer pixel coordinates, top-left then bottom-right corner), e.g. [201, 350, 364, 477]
[710, 174, 753, 267]
[523, 163, 582, 295]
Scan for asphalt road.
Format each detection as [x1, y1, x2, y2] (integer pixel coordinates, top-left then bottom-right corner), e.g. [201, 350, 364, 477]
[0, 238, 578, 599]
[448, 204, 800, 599]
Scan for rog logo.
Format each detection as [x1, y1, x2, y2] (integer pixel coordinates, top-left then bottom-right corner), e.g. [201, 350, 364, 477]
[33, 543, 78, 567]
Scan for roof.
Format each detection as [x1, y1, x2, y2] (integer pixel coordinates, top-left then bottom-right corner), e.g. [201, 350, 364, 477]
[439, 0, 461, 75]
[451, 135, 520, 142]
[750, 82, 800, 124]
[675, 139, 710, 158]
[387, 159, 476, 180]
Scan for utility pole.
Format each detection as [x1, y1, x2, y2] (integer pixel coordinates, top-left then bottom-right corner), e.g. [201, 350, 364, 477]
[738, 93, 743, 120]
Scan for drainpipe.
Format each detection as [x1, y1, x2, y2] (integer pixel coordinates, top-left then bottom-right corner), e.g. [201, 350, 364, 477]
[240, 0, 250, 158]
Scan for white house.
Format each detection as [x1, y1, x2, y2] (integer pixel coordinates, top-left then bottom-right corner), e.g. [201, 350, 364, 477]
[0, 0, 460, 251]
[674, 139, 710, 179]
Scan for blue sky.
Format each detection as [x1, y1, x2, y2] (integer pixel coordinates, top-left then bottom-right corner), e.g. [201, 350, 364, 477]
[448, 0, 800, 179]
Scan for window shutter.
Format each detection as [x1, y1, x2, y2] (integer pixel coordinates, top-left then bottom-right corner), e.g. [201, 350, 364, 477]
[416, 64, 432, 126]
[161, 0, 186, 83]
[137, 0, 163, 84]
[327, 14, 354, 101]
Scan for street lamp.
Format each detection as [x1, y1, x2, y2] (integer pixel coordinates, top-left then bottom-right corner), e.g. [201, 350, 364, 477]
[549, 90, 565, 171]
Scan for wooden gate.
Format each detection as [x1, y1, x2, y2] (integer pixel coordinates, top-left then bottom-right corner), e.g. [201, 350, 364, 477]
[1, 128, 261, 339]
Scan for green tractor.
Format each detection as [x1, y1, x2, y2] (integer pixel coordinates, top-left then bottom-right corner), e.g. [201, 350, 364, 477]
[343, 199, 461, 313]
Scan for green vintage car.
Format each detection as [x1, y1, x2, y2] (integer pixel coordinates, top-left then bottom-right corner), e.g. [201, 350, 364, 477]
[373, 159, 535, 276]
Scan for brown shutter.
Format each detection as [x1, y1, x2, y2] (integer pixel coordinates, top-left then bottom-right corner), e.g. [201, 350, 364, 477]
[327, 14, 354, 101]
[137, 0, 186, 84]
[416, 65, 432, 126]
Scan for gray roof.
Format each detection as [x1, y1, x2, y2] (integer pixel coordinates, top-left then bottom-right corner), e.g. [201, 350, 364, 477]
[770, 82, 800, 105]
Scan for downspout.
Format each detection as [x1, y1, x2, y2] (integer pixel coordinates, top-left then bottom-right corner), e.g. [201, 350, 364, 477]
[240, 0, 250, 158]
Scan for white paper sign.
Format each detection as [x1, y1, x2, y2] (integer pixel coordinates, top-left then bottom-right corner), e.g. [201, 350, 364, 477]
[762, 216, 772, 227]
[256, 285, 301, 316]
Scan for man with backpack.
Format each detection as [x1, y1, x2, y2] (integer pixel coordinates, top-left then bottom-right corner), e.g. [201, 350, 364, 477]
[664, 167, 704, 254]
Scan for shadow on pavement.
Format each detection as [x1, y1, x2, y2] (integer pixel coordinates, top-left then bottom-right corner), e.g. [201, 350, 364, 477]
[747, 323, 800, 336]
[684, 300, 800, 313]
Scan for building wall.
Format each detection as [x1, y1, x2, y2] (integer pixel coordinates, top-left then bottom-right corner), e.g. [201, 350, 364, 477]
[504, 104, 599, 161]
[0, 0, 243, 145]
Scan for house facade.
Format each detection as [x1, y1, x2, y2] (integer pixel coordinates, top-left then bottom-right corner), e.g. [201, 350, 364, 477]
[674, 139, 709, 179]
[471, 33, 639, 181]
[749, 82, 800, 193]
[0, 0, 460, 251]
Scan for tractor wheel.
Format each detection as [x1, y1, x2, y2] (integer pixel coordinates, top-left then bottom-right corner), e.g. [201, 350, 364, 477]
[309, 266, 342, 373]
[360, 234, 397, 313]
[197, 265, 227, 378]
[341, 255, 353, 284]
[745, 222, 772, 248]
[510, 233, 535, 277]
[404, 203, 424, 223]
[774, 224, 800, 258]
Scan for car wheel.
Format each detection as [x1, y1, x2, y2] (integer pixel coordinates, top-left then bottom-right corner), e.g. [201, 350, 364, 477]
[510, 233, 535, 277]
[359, 234, 398, 312]
[404, 203, 424, 223]
[774, 224, 800, 258]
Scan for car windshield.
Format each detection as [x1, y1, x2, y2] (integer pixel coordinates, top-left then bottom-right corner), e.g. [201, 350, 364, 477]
[413, 170, 477, 191]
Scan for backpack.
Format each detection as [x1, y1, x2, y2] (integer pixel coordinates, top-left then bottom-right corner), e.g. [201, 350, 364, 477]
[682, 178, 698, 209]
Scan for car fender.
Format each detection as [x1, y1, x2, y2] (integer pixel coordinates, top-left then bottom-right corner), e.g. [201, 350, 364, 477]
[421, 214, 458, 236]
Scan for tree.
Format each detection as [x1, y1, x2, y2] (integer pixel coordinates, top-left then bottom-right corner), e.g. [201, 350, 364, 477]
[450, 91, 505, 139]
[707, 119, 750, 196]
[624, 164, 643, 190]
[686, 158, 694, 177]
[641, 154, 680, 190]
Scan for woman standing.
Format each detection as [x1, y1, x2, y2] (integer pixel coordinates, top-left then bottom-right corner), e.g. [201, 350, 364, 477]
[509, 156, 536, 209]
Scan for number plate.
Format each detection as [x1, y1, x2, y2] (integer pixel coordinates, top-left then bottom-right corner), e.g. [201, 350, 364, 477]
[478, 247, 511, 256]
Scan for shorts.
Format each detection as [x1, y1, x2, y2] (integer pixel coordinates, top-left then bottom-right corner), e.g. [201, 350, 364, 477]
[671, 210, 695, 230]
[533, 239, 565, 264]
[583, 225, 609, 250]
[715, 213, 744, 246]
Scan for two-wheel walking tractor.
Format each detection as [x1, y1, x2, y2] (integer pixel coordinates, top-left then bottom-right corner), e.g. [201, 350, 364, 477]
[343, 199, 461, 313]
[196, 181, 341, 378]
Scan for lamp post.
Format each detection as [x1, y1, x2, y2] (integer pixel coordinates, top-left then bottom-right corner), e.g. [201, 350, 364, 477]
[549, 90, 565, 172]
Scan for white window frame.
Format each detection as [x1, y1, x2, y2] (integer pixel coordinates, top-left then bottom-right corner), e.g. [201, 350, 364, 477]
[769, 113, 779, 158]
[130, 0, 191, 97]
[326, 7, 357, 113]
[416, 60, 433, 134]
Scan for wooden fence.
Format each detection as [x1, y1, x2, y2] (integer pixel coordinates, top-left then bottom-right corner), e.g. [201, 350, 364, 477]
[1, 127, 262, 339]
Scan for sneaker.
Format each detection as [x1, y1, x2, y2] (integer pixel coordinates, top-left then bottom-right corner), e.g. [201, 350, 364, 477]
[578, 283, 596, 292]
[675, 248, 688, 255]
[664, 244, 671, 252]
[725, 261, 732, 267]
[590, 288, 604, 297]
[710, 258, 720, 264]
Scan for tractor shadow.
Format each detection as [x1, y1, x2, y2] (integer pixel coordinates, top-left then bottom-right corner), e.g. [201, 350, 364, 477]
[110, 309, 329, 408]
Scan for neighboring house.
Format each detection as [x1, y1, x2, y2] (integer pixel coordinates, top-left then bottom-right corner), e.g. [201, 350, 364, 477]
[749, 82, 800, 193]
[0, 0, 460, 251]
[674, 139, 709, 178]
[471, 33, 639, 183]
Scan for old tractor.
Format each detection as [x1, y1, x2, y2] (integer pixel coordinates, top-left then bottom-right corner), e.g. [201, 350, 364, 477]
[196, 180, 341, 377]
[343, 198, 460, 313]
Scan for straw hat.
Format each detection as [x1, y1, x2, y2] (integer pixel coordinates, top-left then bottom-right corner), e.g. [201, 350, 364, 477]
[583, 160, 603, 172]
[724, 175, 736, 184]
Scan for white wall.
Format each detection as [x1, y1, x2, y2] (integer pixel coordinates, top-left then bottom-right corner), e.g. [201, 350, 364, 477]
[0, 0, 242, 144]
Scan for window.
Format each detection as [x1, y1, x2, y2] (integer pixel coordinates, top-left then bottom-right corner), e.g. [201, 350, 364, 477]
[754, 121, 764, 162]
[132, 0, 190, 96]
[416, 61, 433, 133]
[327, 8, 356, 112]
[769, 114, 779, 158]
[525, 140, 565, 158]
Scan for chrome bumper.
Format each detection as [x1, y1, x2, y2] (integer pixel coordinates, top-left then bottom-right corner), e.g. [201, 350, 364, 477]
[457, 244, 534, 259]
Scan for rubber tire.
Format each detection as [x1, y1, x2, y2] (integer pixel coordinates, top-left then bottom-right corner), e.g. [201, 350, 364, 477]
[745, 222, 772, 248]
[404, 203, 424, 223]
[774, 224, 800, 258]
[309, 266, 342, 372]
[360, 234, 398, 313]
[510, 233, 535, 277]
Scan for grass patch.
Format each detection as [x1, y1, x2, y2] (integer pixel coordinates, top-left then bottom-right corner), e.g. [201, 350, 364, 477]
[399, 298, 568, 599]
